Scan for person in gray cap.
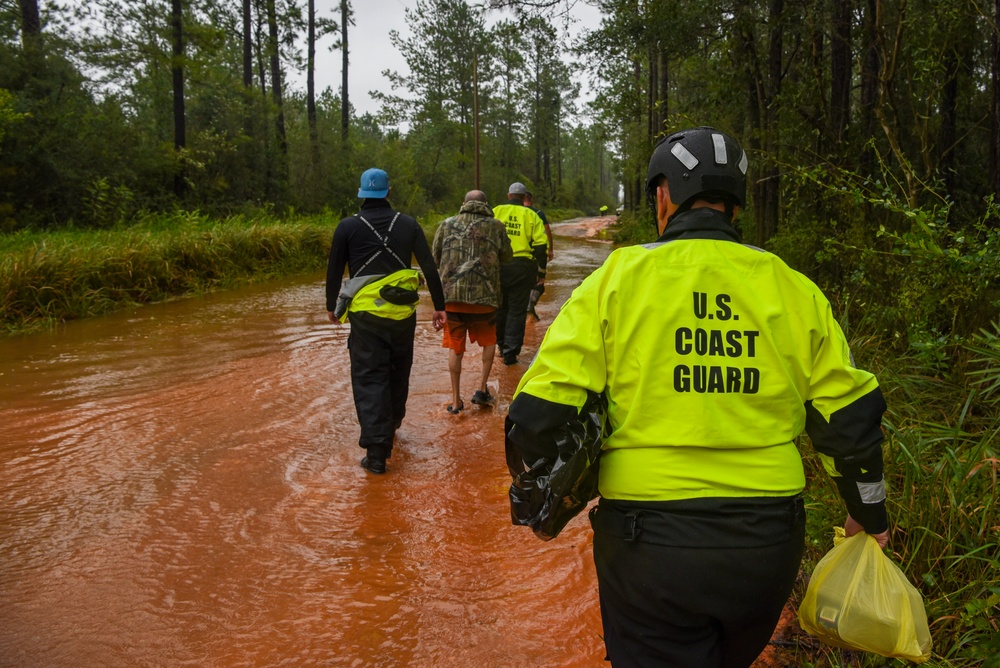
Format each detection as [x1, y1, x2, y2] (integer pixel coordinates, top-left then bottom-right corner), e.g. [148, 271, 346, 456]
[492, 182, 548, 365]
[325, 167, 447, 475]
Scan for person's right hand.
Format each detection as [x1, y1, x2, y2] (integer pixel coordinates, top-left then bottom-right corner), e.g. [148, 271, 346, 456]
[327, 311, 341, 324]
[844, 514, 889, 549]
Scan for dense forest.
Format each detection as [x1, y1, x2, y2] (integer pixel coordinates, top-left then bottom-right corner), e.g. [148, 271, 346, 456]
[0, 0, 616, 227]
[2, 0, 999, 665]
[2, 0, 998, 344]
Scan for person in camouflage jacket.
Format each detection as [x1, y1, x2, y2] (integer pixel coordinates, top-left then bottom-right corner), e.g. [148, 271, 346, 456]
[432, 191, 514, 413]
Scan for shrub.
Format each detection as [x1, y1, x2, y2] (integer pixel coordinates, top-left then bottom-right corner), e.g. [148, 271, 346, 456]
[0, 210, 336, 333]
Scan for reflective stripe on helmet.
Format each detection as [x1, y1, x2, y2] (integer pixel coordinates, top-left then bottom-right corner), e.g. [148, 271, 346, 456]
[712, 133, 728, 165]
[671, 142, 700, 170]
[646, 126, 749, 211]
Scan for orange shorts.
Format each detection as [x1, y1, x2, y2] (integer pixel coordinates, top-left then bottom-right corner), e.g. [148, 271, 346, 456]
[442, 304, 497, 354]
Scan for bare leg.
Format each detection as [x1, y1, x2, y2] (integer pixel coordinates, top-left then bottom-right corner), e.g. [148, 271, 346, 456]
[449, 350, 464, 408]
[479, 344, 495, 393]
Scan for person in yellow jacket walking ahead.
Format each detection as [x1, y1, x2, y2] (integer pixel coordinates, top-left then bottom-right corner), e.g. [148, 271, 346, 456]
[505, 127, 890, 667]
[492, 182, 548, 365]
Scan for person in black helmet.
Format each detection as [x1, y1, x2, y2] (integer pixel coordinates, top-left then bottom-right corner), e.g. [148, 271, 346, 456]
[505, 127, 890, 667]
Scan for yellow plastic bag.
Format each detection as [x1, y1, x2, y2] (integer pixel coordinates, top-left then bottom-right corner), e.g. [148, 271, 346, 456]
[798, 528, 932, 662]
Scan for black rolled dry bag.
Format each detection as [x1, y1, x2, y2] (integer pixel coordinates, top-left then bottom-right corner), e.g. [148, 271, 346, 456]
[505, 391, 610, 541]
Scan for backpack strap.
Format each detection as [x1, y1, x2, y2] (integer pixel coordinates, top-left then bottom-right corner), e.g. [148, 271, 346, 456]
[354, 212, 407, 274]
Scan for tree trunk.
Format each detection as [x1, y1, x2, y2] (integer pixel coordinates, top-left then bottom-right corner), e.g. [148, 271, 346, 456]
[939, 49, 958, 196]
[860, 0, 881, 172]
[474, 47, 480, 188]
[991, 0, 1000, 198]
[736, 0, 783, 245]
[341, 0, 350, 146]
[242, 0, 253, 88]
[657, 46, 669, 135]
[737, 7, 762, 240]
[253, 0, 271, 190]
[830, 0, 851, 145]
[255, 0, 267, 94]
[239, 0, 258, 200]
[543, 146, 551, 191]
[18, 0, 40, 48]
[534, 56, 542, 183]
[647, 45, 656, 144]
[761, 0, 783, 244]
[307, 0, 318, 153]
[266, 0, 288, 166]
[555, 102, 562, 187]
[171, 0, 186, 198]
[633, 54, 643, 210]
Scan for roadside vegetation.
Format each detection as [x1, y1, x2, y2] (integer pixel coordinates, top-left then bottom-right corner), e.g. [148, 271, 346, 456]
[0, 206, 585, 335]
[790, 330, 1000, 668]
[612, 175, 1000, 668]
[0, 209, 335, 334]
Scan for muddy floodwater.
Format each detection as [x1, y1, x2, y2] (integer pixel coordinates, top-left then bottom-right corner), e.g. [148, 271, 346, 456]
[0, 219, 622, 667]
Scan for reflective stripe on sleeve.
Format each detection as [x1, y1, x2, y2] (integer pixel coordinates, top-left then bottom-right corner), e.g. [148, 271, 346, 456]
[857, 479, 886, 504]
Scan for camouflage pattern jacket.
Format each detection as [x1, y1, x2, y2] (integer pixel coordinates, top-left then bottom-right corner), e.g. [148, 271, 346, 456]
[432, 200, 514, 308]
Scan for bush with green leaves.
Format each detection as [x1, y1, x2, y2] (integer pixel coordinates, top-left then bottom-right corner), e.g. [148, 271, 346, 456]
[0, 209, 336, 334]
[773, 160, 1000, 363]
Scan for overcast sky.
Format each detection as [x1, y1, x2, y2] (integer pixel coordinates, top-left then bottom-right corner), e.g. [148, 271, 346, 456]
[293, 0, 605, 119]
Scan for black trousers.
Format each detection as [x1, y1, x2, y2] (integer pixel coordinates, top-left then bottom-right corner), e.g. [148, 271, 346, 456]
[589, 496, 806, 668]
[347, 311, 416, 459]
[496, 257, 537, 358]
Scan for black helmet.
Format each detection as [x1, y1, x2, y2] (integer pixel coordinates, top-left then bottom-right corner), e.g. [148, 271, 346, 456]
[645, 127, 748, 214]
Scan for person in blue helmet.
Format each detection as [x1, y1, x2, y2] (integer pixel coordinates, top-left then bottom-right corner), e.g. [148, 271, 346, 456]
[326, 168, 447, 475]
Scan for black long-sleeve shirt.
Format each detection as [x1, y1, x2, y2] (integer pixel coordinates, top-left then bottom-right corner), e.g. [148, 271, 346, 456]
[325, 199, 446, 312]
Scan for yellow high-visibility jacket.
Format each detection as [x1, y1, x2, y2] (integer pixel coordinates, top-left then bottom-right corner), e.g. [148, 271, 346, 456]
[508, 208, 887, 531]
[492, 202, 548, 260]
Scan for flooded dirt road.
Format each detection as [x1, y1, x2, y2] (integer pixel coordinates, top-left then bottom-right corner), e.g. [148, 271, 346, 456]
[0, 219, 617, 667]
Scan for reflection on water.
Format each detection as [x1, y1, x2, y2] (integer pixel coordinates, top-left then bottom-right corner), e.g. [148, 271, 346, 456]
[0, 222, 612, 667]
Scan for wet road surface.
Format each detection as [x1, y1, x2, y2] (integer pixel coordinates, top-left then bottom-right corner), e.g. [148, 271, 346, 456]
[0, 219, 615, 667]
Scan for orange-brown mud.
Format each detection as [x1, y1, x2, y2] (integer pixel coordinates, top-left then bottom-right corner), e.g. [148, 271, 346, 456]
[0, 216, 798, 667]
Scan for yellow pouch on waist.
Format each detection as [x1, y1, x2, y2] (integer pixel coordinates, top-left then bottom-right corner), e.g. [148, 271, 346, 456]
[345, 269, 420, 322]
[798, 527, 932, 662]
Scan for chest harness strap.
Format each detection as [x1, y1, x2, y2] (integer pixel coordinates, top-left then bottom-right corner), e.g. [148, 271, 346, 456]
[354, 212, 406, 275]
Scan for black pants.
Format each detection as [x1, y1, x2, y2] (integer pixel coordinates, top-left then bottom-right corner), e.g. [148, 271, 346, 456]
[347, 311, 416, 459]
[589, 496, 806, 668]
[496, 257, 537, 358]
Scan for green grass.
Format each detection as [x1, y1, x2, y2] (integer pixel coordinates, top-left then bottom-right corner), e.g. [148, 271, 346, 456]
[608, 209, 658, 246]
[546, 207, 586, 222]
[784, 332, 1000, 667]
[417, 212, 450, 247]
[0, 209, 339, 334]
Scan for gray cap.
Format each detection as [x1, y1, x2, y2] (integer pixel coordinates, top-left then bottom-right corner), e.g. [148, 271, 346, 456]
[508, 182, 528, 195]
